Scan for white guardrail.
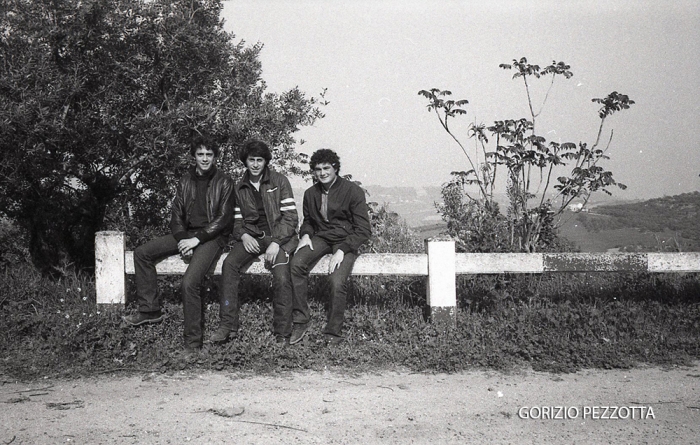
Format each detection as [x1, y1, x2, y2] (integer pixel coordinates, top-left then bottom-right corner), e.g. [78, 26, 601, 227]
[95, 231, 700, 323]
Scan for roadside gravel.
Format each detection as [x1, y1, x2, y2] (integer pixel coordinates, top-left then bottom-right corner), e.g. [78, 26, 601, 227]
[2, 363, 699, 444]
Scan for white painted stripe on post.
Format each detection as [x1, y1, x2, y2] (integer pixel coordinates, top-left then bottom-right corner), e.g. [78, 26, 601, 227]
[648, 252, 700, 272]
[425, 240, 456, 315]
[455, 253, 544, 274]
[95, 231, 126, 306]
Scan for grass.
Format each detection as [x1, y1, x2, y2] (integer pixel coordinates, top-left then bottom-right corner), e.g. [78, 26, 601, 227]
[1, 263, 699, 381]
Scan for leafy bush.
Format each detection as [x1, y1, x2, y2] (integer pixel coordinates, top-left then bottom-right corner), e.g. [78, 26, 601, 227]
[363, 203, 424, 254]
[1, 0, 323, 274]
[0, 219, 30, 269]
[421, 58, 634, 253]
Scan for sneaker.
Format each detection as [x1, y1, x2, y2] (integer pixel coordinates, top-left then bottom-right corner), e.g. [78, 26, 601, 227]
[122, 311, 164, 326]
[275, 335, 290, 345]
[209, 327, 233, 344]
[324, 334, 343, 346]
[289, 323, 309, 345]
[180, 346, 201, 361]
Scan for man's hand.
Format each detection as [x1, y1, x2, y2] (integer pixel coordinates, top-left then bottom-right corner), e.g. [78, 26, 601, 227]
[241, 233, 260, 254]
[295, 234, 313, 253]
[264, 241, 280, 264]
[178, 238, 200, 257]
[328, 250, 344, 274]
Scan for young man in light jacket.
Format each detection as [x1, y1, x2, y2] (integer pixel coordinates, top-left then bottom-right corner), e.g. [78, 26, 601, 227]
[213, 140, 299, 344]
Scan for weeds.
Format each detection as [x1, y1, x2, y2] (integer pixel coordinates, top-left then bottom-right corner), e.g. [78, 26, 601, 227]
[1, 263, 698, 381]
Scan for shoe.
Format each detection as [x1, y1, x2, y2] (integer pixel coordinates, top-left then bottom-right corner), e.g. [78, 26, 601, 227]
[275, 335, 290, 345]
[324, 334, 343, 346]
[180, 346, 201, 361]
[122, 311, 164, 326]
[289, 323, 309, 345]
[210, 327, 233, 344]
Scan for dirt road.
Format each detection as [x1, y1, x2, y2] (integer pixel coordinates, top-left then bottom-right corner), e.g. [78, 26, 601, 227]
[2, 363, 699, 444]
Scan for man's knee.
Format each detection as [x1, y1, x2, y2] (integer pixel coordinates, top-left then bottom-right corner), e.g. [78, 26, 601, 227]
[290, 257, 309, 278]
[222, 254, 242, 276]
[134, 244, 148, 261]
[272, 264, 291, 282]
[181, 275, 201, 295]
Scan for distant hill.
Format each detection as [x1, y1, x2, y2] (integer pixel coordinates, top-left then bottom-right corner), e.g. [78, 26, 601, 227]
[561, 191, 700, 252]
[365, 185, 444, 227]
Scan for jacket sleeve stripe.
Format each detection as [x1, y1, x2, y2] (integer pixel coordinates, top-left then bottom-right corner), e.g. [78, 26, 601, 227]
[280, 205, 296, 211]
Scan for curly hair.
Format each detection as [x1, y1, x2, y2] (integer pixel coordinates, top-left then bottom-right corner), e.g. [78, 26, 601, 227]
[189, 133, 219, 157]
[239, 139, 272, 165]
[309, 148, 340, 173]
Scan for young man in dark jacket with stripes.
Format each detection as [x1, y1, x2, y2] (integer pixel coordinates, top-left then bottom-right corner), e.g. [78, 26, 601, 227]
[212, 140, 299, 344]
[289, 149, 371, 345]
[123, 135, 235, 356]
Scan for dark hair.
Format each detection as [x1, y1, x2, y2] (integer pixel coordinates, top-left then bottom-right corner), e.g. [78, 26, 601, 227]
[309, 148, 341, 173]
[239, 139, 272, 165]
[189, 134, 219, 157]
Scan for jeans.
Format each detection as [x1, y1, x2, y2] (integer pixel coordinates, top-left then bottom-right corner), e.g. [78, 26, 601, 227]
[221, 236, 293, 338]
[290, 236, 357, 337]
[134, 234, 222, 349]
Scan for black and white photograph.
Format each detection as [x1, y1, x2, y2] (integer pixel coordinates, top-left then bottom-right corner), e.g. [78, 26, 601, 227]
[1, 0, 699, 443]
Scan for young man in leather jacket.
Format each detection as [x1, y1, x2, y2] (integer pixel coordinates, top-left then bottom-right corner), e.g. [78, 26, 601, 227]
[123, 135, 235, 356]
[212, 139, 299, 344]
[289, 149, 371, 346]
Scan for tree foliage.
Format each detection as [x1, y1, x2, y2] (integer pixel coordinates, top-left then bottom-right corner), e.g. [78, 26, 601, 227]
[419, 58, 634, 252]
[0, 0, 323, 274]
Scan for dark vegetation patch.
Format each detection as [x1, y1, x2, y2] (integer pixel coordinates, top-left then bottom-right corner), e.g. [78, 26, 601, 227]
[2, 264, 698, 380]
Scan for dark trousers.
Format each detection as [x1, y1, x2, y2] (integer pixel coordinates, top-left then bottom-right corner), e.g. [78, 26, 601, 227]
[134, 234, 222, 349]
[221, 237, 293, 338]
[290, 236, 357, 337]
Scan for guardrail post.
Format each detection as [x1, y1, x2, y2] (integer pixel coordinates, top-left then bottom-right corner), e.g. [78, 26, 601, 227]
[95, 231, 126, 307]
[425, 238, 457, 324]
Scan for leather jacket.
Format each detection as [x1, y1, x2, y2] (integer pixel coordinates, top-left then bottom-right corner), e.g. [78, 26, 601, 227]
[232, 167, 299, 253]
[170, 165, 235, 247]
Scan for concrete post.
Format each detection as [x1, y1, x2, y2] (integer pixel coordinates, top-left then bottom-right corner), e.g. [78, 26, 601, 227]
[95, 231, 126, 307]
[425, 238, 457, 324]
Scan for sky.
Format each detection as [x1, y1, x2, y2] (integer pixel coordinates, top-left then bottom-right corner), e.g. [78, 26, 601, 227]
[221, 0, 700, 200]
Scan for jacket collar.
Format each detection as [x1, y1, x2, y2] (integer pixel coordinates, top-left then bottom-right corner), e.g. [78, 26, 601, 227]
[240, 166, 270, 189]
[188, 165, 218, 179]
[314, 175, 343, 193]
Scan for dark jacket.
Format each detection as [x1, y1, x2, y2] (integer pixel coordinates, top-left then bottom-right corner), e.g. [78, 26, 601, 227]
[232, 167, 299, 253]
[170, 165, 235, 247]
[299, 176, 371, 254]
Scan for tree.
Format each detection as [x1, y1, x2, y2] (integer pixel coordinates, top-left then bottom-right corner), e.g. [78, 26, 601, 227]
[0, 0, 323, 275]
[419, 58, 634, 252]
